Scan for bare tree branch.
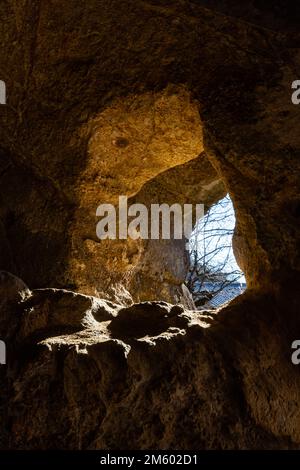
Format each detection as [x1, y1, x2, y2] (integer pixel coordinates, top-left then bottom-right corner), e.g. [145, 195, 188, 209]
[186, 195, 245, 308]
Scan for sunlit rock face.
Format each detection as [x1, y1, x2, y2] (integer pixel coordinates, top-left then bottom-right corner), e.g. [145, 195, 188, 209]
[0, 0, 300, 450]
[69, 86, 212, 300]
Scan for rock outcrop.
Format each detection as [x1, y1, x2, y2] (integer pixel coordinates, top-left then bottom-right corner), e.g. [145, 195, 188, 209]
[1, 273, 300, 449]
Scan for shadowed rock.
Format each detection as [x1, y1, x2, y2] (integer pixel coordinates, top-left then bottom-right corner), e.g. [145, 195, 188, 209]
[108, 302, 187, 339]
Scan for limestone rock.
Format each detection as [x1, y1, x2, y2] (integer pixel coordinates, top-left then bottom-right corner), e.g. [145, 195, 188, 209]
[0, 271, 31, 340]
[0, 0, 300, 452]
[0, 284, 299, 449]
[108, 301, 188, 339]
[18, 289, 120, 343]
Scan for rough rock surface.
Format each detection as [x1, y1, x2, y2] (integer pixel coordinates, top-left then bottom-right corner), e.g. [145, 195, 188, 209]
[4, 0, 300, 298]
[0, 0, 300, 450]
[1, 273, 300, 450]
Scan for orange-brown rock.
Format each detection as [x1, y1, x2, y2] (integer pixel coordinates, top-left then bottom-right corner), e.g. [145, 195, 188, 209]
[0, 0, 300, 450]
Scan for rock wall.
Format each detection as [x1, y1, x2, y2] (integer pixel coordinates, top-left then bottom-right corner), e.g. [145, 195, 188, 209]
[0, 0, 300, 450]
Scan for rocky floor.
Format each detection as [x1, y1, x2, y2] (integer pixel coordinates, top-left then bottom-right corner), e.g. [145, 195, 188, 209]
[1, 272, 300, 450]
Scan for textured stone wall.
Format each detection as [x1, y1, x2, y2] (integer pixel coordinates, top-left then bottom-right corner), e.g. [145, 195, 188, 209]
[0, 0, 299, 297]
[0, 0, 300, 450]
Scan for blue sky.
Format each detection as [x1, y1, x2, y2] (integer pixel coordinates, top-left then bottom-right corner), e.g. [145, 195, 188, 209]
[189, 195, 246, 284]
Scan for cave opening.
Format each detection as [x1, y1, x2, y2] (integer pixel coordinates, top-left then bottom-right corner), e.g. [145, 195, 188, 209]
[186, 194, 246, 309]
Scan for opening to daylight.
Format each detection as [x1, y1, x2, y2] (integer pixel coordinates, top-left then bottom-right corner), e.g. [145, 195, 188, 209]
[186, 194, 246, 309]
